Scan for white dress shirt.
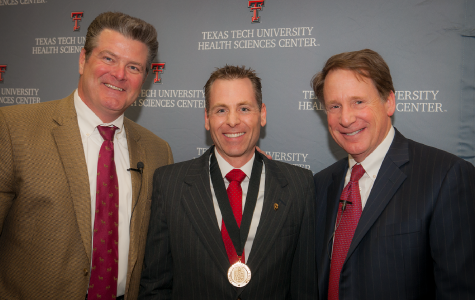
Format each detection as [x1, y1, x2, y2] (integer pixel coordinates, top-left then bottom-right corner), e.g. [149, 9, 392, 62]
[209, 149, 266, 262]
[345, 126, 395, 210]
[74, 89, 132, 296]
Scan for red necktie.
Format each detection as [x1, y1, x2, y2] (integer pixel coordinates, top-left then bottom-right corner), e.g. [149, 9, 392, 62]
[88, 125, 119, 300]
[328, 164, 365, 300]
[222, 169, 247, 265]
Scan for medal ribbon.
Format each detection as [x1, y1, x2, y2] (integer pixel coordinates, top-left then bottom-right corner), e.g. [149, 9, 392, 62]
[210, 148, 263, 260]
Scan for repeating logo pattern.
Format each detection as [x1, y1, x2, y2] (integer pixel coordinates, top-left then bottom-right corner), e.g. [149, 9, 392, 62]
[248, 0, 264, 23]
[71, 12, 83, 31]
[151, 63, 166, 84]
[0, 65, 6, 82]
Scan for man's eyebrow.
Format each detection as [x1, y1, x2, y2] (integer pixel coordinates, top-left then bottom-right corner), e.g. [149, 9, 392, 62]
[98, 50, 145, 68]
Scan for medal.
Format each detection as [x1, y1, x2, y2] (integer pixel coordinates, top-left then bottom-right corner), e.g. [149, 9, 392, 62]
[210, 149, 263, 288]
[227, 258, 251, 287]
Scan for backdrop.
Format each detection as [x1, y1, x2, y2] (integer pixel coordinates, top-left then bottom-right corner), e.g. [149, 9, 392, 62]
[1, 0, 474, 172]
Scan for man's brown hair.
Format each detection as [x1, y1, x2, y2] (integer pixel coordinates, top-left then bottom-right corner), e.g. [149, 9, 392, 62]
[311, 49, 395, 104]
[204, 65, 263, 111]
[83, 12, 158, 73]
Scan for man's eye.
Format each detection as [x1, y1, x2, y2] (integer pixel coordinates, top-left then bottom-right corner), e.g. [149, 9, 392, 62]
[240, 107, 250, 112]
[130, 66, 141, 72]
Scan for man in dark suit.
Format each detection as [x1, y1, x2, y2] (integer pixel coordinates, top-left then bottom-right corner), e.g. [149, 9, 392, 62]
[312, 49, 475, 300]
[0, 12, 173, 299]
[139, 65, 317, 300]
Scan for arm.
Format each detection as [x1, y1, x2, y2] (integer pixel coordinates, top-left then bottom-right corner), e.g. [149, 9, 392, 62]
[431, 159, 475, 299]
[138, 168, 173, 300]
[291, 170, 318, 300]
[0, 110, 15, 234]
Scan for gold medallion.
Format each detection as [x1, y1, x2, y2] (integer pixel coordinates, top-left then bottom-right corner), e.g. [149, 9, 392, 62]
[227, 261, 251, 287]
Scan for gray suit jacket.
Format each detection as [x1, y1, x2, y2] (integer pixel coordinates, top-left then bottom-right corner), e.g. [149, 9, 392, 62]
[139, 147, 317, 300]
[0, 93, 173, 299]
[314, 129, 475, 300]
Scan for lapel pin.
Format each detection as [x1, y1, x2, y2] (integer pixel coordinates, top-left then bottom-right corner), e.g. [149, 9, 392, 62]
[274, 203, 279, 211]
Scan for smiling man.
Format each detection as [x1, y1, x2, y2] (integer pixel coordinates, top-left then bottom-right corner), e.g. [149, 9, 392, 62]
[312, 49, 475, 300]
[0, 12, 173, 300]
[139, 65, 317, 300]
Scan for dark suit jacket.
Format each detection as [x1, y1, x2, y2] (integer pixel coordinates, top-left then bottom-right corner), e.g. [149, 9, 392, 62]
[314, 129, 475, 300]
[139, 147, 317, 300]
[0, 93, 173, 299]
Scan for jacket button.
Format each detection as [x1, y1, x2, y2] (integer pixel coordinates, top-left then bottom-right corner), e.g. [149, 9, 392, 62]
[83, 268, 88, 276]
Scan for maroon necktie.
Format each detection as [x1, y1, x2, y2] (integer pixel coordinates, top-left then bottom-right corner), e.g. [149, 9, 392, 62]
[222, 169, 247, 265]
[328, 164, 365, 300]
[88, 125, 119, 300]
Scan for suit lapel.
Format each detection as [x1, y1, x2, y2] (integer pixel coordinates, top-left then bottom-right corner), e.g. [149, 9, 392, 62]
[51, 94, 92, 261]
[346, 130, 409, 260]
[321, 162, 347, 276]
[181, 147, 230, 277]
[123, 120, 146, 276]
[245, 157, 292, 276]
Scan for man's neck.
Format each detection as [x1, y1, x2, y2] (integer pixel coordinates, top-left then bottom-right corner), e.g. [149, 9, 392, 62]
[214, 148, 255, 169]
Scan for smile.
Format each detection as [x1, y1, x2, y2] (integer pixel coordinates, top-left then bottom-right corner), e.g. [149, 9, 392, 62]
[345, 129, 363, 136]
[104, 83, 124, 91]
[224, 132, 245, 138]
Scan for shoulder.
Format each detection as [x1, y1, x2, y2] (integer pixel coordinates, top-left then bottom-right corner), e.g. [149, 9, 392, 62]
[124, 117, 169, 147]
[406, 138, 473, 172]
[0, 98, 64, 123]
[265, 159, 314, 190]
[314, 158, 347, 181]
[268, 158, 312, 176]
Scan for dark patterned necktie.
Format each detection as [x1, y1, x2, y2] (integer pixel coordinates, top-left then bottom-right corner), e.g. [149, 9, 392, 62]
[222, 169, 247, 264]
[88, 125, 119, 300]
[328, 164, 365, 300]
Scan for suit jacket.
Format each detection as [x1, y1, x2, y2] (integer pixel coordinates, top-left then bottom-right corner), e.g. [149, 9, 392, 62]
[139, 147, 317, 300]
[0, 93, 173, 300]
[314, 129, 475, 300]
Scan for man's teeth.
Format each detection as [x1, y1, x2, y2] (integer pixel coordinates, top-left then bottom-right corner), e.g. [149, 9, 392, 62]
[105, 84, 124, 91]
[225, 133, 245, 138]
[346, 129, 363, 136]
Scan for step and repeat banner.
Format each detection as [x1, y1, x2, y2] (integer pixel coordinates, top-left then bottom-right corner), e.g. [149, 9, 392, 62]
[1, 0, 474, 171]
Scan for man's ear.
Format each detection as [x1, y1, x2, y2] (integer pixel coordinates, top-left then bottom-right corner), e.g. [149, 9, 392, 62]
[205, 109, 210, 131]
[386, 91, 396, 117]
[79, 48, 86, 75]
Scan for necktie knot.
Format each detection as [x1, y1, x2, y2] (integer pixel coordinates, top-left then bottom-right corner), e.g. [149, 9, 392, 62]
[98, 125, 118, 142]
[350, 164, 365, 182]
[226, 169, 246, 184]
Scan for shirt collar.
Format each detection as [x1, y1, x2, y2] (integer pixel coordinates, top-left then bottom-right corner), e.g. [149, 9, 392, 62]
[74, 89, 125, 135]
[348, 125, 395, 180]
[214, 148, 254, 180]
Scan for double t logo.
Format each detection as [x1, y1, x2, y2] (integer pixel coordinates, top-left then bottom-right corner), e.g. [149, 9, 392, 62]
[71, 12, 83, 31]
[151, 63, 166, 84]
[248, 1, 264, 23]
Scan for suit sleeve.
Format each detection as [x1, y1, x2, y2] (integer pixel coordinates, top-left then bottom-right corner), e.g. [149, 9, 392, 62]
[0, 110, 15, 234]
[431, 159, 475, 299]
[291, 170, 318, 300]
[139, 168, 174, 300]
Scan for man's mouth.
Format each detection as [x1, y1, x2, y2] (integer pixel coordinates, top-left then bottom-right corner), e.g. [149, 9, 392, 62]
[345, 128, 363, 136]
[104, 83, 124, 91]
[224, 132, 245, 138]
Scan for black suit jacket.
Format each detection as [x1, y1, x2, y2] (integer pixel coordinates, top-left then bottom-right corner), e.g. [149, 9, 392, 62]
[314, 129, 475, 300]
[139, 147, 317, 300]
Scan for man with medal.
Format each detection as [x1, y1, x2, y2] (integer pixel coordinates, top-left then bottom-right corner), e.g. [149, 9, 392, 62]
[139, 65, 317, 299]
